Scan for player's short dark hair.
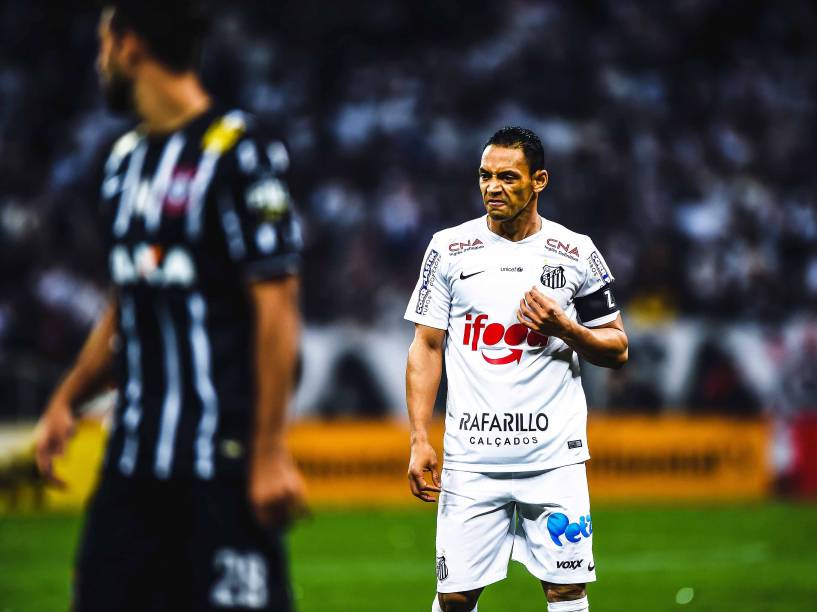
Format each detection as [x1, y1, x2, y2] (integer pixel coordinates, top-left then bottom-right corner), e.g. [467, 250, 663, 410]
[106, 0, 209, 73]
[484, 126, 545, 174]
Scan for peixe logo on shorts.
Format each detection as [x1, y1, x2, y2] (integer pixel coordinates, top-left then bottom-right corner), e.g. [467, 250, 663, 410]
[547, 513, 592, 547]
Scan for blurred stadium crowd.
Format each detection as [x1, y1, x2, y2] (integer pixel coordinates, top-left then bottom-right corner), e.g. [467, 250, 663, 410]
[1, 0, 816, 418]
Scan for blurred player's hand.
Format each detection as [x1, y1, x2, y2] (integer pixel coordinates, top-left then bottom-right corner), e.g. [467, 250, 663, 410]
[517, 286, 572, 339]
[408, 439, 441, 502]
[249, 445, 308, 528]
[33, 398, 76, 488]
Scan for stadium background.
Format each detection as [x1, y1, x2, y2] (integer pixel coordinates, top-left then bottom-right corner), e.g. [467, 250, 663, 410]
[1, 0, 816, 610]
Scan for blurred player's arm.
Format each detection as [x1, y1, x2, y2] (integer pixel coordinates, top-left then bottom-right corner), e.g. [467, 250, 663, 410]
[249, 277, 307, 526]
[405, 323, 445, 502]
[518, 287, 628, 369]
[34, 296, 118, 486]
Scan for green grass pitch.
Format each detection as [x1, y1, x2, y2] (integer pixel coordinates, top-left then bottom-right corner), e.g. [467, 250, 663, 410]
[1, 503, 816, 611]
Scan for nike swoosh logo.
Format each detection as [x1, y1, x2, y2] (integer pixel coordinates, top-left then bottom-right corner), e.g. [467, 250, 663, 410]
[459, 270, 485, 280]
[588, 563, 595, 572]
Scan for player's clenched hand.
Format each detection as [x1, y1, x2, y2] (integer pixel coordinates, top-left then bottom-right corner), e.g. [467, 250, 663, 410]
[249, 445, 308, 528]
[408, 440, 441, 502]
[517, 286, 573, 339]
[33, 398, 76, 489]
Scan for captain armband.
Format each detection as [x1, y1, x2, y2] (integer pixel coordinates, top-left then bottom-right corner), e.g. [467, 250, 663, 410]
[574, 284, 619, 327]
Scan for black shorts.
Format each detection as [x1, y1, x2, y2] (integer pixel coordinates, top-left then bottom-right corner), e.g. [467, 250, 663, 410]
[73, 471, 291, 612]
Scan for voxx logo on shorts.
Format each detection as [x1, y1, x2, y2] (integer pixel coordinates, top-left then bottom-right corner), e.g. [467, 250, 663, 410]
[463, 313, 549, 365]
[546, 512, 592, 547]
[556, 560, 584, 570]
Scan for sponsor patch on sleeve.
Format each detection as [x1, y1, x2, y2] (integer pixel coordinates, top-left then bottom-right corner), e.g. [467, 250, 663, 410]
[245, 178, 290, 220]
[415, 249, 440, 315]
[587, 251, 611, 284]
[567, 439, 583, 449]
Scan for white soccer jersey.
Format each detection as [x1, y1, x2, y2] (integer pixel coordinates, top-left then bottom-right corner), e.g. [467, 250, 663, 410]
[405, 215, 619, 472]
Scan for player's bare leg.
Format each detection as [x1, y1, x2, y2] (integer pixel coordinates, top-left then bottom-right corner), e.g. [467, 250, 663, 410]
[540, 582, 589, 611]
[434, 588, 482, 612]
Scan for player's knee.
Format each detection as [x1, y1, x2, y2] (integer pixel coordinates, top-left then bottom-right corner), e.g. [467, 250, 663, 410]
[544, 581, 586, 602]
[438, 590, 480, 612]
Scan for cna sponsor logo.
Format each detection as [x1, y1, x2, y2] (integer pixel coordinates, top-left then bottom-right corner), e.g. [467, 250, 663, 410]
[415, 249, 440, 315]
[110, 243, 196, 287]
[547, 513, 593, 547]
[463, 313, 548, 364]
[449, 238, 484, 255]
[546, 238, 580, 261]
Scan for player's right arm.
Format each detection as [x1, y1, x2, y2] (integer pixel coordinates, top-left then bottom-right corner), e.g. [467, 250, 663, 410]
[404, 234, 451, 502]
[34, 296, 118, 486]
[406, 323, 445, 502]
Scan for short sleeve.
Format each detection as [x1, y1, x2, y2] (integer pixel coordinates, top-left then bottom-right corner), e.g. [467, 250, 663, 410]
[574, 238, 620, 327]
[404, 235, 451, 330]
[216, 134, 301, 281]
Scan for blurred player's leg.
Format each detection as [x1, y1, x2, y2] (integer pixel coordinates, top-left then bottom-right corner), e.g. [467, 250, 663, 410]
[187, 477, 292, 611]
[73, 474, 184, 612]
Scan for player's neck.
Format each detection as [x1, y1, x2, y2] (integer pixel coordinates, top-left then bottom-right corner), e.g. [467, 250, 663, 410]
[134, 66, 212, 135]
[487, 204, 542, 242]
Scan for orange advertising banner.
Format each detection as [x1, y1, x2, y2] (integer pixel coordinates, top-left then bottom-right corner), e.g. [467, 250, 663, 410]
[289, 416, 772, 505]
[585, 416, 771, 500]
[1, 415, 772, 512]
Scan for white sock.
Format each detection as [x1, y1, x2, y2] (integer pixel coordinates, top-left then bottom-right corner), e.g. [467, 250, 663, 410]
[548, 596, 589, 612]
[432, 595, 478, 612]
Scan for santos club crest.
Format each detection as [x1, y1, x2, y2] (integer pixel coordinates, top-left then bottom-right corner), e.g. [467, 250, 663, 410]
[540, 265, 566, 289]
[436, 555, 449, 581]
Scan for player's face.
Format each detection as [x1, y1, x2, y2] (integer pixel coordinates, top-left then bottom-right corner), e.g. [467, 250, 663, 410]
[479, 145, 547, 222]
[96, 9, 135, 114]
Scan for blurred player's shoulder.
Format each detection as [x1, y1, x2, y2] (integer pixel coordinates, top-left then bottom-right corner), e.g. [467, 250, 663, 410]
[104, 128, 140, 171]
[202, 108, 290, 175]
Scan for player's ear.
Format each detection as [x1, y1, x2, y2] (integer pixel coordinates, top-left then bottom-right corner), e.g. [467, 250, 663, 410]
[532, 169, 548, 193]
[117, 30, 148, 73]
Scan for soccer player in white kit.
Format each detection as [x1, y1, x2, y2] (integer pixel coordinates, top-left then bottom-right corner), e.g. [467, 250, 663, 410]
[404, 127, 628, 612]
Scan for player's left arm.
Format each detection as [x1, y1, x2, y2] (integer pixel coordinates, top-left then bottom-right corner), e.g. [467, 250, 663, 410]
[517, 288, 628, 369]
[215, 119, 306, 525]
[248, 277, 307, 527]
[516, 287, 628, 368]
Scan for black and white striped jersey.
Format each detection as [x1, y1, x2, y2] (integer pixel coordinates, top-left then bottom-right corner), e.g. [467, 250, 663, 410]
[100, 107, 301, 480]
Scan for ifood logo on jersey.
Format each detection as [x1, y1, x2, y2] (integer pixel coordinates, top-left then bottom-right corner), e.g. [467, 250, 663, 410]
[547, 513, 592, 547]
[463, 313, 548, 365]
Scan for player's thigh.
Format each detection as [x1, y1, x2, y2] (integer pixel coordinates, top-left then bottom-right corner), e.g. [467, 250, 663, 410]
[513, 463, 596, 585]
[73, 473, 180, 612]
[436, 468, 515, 593]
[188, 478, 291, 612]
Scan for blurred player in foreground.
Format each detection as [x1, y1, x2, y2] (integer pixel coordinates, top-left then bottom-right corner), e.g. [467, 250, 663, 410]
[33, 2, 304, 610]
[405, 127, 628, 612]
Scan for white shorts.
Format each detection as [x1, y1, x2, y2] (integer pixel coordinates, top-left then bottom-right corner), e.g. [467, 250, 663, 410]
[435, 462, 595, 593]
